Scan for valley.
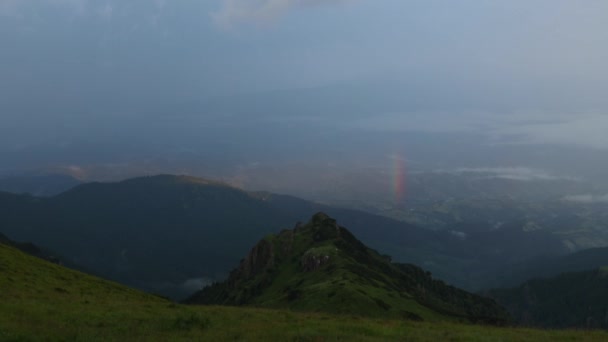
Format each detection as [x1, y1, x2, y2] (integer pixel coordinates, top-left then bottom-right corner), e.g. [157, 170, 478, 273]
[3, 1, 608, 339]
[1, 174, 598, 300]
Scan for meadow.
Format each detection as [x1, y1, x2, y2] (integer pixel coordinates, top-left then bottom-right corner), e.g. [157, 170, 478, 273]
[1, 243, 607, 341]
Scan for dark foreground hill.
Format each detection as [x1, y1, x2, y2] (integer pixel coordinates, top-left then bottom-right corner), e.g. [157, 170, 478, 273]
[2, 240, 605, 341]
[488, 267, 608, 329]
[188, 213, 509, 324]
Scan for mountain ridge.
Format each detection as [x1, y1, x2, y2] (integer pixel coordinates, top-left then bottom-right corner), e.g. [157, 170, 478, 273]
[0, 174, 443, 299]
[0, 173, 577, 299]
[188, 213, 509, 324]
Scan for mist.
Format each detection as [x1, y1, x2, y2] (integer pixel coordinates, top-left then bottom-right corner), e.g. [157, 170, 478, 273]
[2, 0, 608, 201]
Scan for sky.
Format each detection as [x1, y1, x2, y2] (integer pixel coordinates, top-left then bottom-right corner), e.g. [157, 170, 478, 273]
[1, 0, 608, 186]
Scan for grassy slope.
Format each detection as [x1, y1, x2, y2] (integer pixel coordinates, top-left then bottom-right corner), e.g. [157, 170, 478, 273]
[1, 243, 608, 341]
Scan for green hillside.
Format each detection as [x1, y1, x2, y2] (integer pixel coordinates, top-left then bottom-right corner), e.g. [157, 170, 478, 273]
[2, 234, 608, 341]
[188, 213, 508, 323]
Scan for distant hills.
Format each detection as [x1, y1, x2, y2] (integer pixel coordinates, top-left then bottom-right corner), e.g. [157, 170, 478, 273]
[484, 245, 608, 329]
[0, 175, 447, 299]
[0, 174, 575, 298]
[4, 173, 608, 333]
[488, 268, 608, 329]
[487, 246, 608, 289]
[187, 213, 509, 324]
[0, 173, 80, 196]
[1, 175, 295, 298]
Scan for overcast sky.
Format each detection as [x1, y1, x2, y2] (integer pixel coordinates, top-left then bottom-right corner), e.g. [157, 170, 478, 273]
[1, 0, 608, 173]
[2, 1, 606, 97]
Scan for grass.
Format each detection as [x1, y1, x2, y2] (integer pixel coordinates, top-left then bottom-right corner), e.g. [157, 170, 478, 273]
[2, 243, 608, 341]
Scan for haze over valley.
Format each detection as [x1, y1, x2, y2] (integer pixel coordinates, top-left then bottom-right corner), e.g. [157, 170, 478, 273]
[2, 0, 608, 339]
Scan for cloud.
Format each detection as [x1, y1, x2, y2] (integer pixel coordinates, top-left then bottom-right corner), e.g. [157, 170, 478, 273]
[450, 230, 467, 240]
[563, 194, 608, 204]
[450, 167, 575, 182]
[490, 113, 608, 150]
[354, 108, 608, 151]
[212, 0, 348, 29]
[0, 0, 26, 17]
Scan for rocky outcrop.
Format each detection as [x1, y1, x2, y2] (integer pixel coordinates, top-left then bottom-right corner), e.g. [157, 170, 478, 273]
[239, 238, 274, 279]
[277, 228, 295, 256]
[301, 249, 332, 271]
[187, 212, 510, 325]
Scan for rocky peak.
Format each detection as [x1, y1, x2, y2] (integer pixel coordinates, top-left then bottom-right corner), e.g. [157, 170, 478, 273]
[309, 212, 341, 242]
[187, 213, 510, 325]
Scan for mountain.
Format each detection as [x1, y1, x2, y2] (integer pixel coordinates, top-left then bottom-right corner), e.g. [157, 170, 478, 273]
[0, 174, 569, 298]
[187, 213, 509, 324]
[0, 175, 298, 298]
[487, 268, 608, 329]
[345, 192, 608, 290]
[0, 173, 80, 196]
[252, 191, 570, 291]
[0, 175, 439, 298]
[485, 246, 608, 289]
[2, 234, 603, 341]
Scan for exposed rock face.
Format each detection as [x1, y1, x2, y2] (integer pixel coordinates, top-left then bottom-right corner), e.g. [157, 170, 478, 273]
[239, 238, 274, 279]
[234, 213, 339, 274]
[277, 229, 295, 256]
[301, 250, 331, 272]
